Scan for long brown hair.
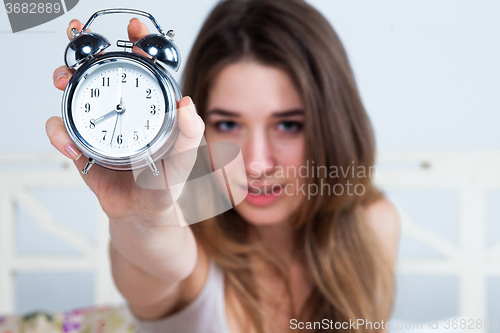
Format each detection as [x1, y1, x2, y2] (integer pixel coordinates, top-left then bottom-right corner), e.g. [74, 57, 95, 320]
[182, 0, 395, 332]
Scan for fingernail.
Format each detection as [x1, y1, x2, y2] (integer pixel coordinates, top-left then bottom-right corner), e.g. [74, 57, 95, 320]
[185, 97, 196, 117]
[65, 144, 82, 160]
[188, 103, 197, 117]
[68, 19, 78, 28]
[56, 71, 67, 84]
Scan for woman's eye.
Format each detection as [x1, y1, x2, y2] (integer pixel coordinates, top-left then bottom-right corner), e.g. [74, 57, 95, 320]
[214, 121, 239, 133]
[277, 121, 303, 133]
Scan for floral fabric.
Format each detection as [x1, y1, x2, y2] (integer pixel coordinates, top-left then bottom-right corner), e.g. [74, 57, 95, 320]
[0, 304, 134, 333]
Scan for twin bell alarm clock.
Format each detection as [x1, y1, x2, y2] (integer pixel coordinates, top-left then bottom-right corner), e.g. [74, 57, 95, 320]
[62, 8, 182, 176]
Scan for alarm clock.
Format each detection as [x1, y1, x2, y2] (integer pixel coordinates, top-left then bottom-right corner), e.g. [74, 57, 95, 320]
[62, 8, 181, 176]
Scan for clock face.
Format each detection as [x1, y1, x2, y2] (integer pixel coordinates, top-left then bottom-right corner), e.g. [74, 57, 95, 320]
[70, 59, 167, 158]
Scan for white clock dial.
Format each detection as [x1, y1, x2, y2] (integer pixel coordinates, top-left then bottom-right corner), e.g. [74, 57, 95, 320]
[71, 61, 167, 158]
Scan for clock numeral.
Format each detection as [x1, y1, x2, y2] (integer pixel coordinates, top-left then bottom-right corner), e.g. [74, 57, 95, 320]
[117, 134, 123, 145]
[146, 89, 151, 99]
[90, 88, 100, 98]
[133, 131, 139, 141]
[84, 103, 90, 113]
[136, 78, 139, 87]
[150, 105, 156, 115]
[145, 120, 150, 130]
[122, 73, 127, 83]
[102, 130, 107, 140]
[102, 77, 110, 87]
[89, 119, 96, 129]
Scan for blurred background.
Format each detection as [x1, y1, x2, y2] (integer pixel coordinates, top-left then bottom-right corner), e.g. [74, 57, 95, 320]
[1, 0, 500, 331]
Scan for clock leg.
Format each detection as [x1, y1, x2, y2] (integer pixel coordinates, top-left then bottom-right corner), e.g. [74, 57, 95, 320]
[81, 158, 95, 175]
[146, 156, 160, 176]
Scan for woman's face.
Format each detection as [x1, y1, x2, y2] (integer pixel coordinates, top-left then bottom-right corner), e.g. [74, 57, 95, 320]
[205, 60, 306, 226]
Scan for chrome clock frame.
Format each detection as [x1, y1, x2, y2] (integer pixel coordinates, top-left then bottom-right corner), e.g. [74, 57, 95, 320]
[62, 51, 181, 172]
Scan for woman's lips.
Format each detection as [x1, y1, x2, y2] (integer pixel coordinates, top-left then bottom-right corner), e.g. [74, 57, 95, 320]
[242, 183, 283, 207]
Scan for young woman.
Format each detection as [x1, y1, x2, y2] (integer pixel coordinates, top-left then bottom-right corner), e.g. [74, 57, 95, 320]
[47, 0, 400, 332]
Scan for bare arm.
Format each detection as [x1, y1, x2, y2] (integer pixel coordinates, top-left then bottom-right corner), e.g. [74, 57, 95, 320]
[109, 203, 198, 311]
[110, 223, 211, 320]
[47, 18, 207, 321]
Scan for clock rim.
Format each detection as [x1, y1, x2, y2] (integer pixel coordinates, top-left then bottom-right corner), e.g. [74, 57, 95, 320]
[62, 51, 181, 172]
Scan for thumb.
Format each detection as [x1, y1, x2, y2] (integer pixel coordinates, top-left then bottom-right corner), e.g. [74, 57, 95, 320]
[172, 96, 205, 154]
[163, 96, 204, 192]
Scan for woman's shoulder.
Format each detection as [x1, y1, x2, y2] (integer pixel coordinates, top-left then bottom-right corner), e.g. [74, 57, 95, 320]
[362, 198, 401, 267]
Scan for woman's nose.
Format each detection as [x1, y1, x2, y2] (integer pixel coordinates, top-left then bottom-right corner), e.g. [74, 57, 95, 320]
[244, 129, 277, 179]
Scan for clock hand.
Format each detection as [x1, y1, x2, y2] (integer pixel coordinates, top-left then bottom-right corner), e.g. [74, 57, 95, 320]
[95, 101, 126, 127]
[110, 113, 119, 145]
[119, 111, 123, 145]
[94, 109, 117, 125]
[118, 67, 123, 106]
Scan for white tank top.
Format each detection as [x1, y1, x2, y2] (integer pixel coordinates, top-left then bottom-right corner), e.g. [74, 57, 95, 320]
[127, 260, 231, 333]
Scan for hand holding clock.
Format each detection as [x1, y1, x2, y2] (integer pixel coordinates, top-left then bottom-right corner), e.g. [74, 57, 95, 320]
[46, 18, 205, 223]
[46, 16, 204, 311]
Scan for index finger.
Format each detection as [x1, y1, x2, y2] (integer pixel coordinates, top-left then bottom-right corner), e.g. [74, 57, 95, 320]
[127, 18, 151, 57]
[127, 18, 150, 42]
